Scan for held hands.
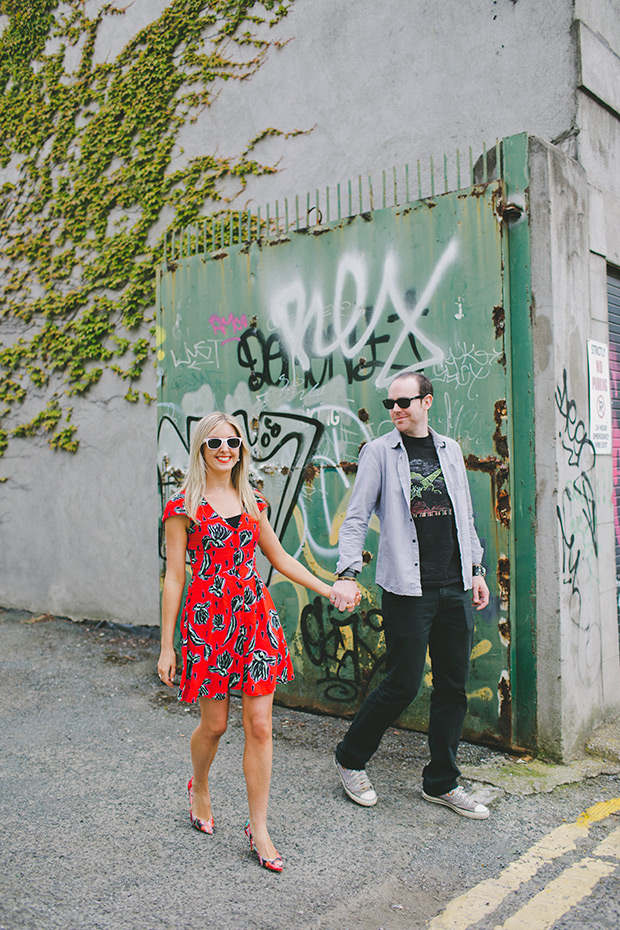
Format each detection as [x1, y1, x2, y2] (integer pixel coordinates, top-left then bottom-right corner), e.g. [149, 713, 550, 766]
[157, 646, 176, 687]
[329, 578, 361, 613]
[471, 576, 490, 611]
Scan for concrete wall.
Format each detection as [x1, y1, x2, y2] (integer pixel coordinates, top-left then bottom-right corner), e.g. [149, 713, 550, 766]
[528, 138, 620, 759]
[0, 366, 160, 625]
[528, 0, 620, 755]
[0, 0, 579, 627]
[2, 0, 620, 756]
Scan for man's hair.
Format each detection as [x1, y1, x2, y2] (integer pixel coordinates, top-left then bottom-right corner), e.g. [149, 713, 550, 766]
[392, 371, 434, 398]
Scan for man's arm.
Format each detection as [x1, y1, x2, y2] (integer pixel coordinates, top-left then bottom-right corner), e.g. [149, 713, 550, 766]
[330, 442, 382, 611]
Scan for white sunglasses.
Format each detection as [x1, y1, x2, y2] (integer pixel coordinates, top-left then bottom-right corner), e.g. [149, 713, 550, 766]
[203, 437, 242, 450]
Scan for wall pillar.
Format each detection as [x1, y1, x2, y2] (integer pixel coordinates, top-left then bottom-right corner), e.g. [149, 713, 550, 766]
[529, 136, 620, 759]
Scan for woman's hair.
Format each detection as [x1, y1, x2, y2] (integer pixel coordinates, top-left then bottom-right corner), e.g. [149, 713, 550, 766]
[181, 412, 260, 521]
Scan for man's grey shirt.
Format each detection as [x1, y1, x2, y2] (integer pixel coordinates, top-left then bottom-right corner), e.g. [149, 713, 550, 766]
[336, 426, 484, 596]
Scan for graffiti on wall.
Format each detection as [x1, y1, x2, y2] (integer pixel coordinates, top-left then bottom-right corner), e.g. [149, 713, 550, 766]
[300, 598, 385, 703]
[237, 242, 457, 395]
[158, 185, 510, 730]
[555, 368, 600, 683]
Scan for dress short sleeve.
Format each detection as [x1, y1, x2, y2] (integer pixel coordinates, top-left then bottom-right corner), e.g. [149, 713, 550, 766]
[254, 493, 269, 515]
[163, 492, 188, 522]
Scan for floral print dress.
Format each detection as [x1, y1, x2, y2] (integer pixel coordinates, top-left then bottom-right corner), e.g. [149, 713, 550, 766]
[163, 491, 294, 703]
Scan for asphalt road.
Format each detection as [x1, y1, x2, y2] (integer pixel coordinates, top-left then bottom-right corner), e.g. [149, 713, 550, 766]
[2, 608, 619, 930]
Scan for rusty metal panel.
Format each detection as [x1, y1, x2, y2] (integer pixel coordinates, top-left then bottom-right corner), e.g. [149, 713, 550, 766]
[157, 177, 516, 745]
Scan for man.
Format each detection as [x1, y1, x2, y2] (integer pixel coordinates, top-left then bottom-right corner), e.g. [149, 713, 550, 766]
[329, 371, 490, 819]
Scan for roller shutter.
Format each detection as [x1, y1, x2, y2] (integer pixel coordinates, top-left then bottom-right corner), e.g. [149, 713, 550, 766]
[608, 267, 620, 640]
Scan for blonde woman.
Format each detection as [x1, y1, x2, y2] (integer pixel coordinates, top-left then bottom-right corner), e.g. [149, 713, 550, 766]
[158, 412, 354, 872]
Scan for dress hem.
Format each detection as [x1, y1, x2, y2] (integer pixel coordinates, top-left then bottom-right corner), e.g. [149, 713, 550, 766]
[177, 674, 295, 704]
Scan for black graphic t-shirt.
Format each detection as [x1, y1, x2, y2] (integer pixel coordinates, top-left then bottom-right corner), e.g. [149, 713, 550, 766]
[402, 433, 462, 589]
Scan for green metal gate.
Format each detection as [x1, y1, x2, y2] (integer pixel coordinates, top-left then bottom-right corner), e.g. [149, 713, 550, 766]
[157, 133, 536, 750]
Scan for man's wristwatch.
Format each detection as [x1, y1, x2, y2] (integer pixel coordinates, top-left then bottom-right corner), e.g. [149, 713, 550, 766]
[337, 569, 358, 580]
[472, 564, 486, 577]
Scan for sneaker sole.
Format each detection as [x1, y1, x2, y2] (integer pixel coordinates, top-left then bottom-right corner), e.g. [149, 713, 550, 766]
[422, 790, 489, 820]
[334, 758, 377, 807]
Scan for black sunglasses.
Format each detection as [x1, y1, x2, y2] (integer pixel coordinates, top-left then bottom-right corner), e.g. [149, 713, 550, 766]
[382, 394, 426, 410]
[203, 437, 242, 450]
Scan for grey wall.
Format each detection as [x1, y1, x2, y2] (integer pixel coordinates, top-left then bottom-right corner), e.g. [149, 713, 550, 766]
[2, 0, 620, 757]
[528, 0, 620, 756]
[528, 138, 620, 759]
[1, 0, 579, 626]
[0, 367, 160, 624]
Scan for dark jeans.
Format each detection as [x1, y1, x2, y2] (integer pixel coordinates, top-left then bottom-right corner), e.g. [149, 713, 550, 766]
[335, 584, 474, 796]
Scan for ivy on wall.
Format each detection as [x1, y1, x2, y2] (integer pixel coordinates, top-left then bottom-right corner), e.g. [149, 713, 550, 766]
[0, 0, 295, 462]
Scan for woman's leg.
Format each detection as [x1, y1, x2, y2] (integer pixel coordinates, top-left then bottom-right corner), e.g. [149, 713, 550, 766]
[242, 691, 279, 860]
[190, 694, 230, 821]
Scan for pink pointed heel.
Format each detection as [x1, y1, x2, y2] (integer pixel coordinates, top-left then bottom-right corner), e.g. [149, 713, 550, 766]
[244, 819, 283, 872]
[188, 777, 214, 835]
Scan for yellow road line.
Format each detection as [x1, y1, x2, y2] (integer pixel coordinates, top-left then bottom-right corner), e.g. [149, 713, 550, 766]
[577, 797, 620, 824]
[494, 857, 616, 930]
[427, 798, 620, 930]
[592, 824, 620, 860]
[427, 824, 587, 930]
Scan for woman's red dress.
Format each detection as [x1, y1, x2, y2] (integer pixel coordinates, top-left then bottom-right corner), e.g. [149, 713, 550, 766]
[162, 491, 294, 703]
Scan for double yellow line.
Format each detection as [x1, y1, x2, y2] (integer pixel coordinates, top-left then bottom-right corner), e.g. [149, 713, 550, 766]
[428, 798, 620, 930]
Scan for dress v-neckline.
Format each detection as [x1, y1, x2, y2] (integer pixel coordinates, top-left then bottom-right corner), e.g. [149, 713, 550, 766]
[201, 499, 243, 527]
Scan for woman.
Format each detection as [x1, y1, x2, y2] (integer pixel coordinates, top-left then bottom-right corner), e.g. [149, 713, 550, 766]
[157, 412, 354, 872]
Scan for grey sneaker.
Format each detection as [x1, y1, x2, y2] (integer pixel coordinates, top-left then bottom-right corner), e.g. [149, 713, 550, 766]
[422, 785, 489, 819]
[334, 756, 377, 807]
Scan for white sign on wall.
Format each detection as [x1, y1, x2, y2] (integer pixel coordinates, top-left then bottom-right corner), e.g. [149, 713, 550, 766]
[587, 340, 612, 454]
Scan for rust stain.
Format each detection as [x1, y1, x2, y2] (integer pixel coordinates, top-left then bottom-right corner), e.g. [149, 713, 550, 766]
[493, 399, 509, 459]
[303, 462, 321, 486]
[362, 550, 373, 564]
[498, 617, 511, 644]
[464, 454, 499, 474]
[339, 461, 358, 475]
[357, 407, 369, 423]
[494, 399, 507, 427]
[495, 488, 511, 526]
[465, 453, 510, 527]
[497, 556, 510, 602]
[498, 671, 512, 738]
[492, 305, 505, 339]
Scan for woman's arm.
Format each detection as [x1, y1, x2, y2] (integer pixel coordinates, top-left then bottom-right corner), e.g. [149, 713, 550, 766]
[157, 515, 188, 686]
[258, 513, 357, 610]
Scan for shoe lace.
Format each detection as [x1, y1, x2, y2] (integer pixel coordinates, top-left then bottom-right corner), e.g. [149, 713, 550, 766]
[347, 769, 373, 792]
[448, 786, 474, 807]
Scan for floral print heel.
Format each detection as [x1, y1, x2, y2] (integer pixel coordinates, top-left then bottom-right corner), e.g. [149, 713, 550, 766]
[188, 777, 214, 835]
[244, 819, 283, 872]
